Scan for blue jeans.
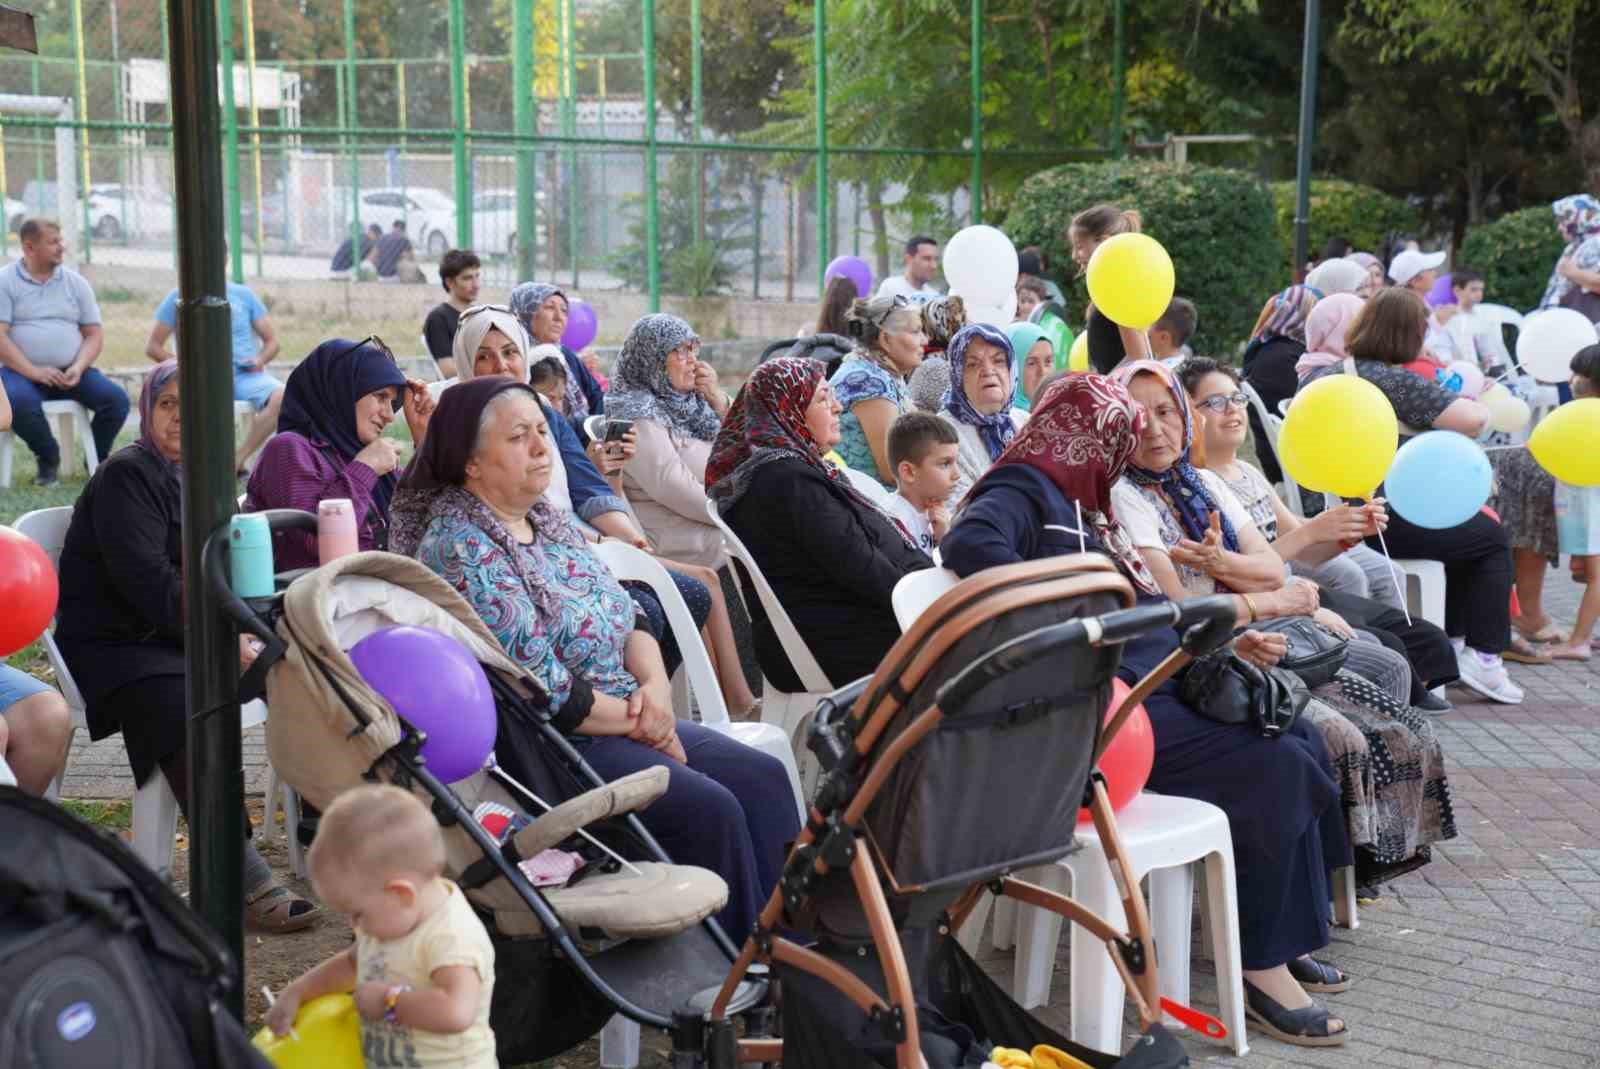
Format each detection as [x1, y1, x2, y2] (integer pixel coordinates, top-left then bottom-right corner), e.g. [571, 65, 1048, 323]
[1, 366, 130, 468]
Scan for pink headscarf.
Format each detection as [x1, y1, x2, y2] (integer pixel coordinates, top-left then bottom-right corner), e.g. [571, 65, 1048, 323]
[1295, 293, 1364, 380]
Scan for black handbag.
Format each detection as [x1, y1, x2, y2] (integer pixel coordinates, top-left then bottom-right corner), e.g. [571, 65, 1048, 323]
[1249, 615, 1349, 689]
[1180, 651, 1310, 738]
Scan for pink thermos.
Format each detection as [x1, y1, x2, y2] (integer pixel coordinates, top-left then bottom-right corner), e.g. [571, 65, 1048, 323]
[317, 498, 359, 565]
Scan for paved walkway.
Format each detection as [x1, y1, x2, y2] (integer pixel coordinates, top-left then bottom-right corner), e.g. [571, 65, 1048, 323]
[59, 580, 1600, 1066]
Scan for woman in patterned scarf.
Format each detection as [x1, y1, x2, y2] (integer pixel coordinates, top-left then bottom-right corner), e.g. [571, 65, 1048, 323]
[509, 281, 606, 417]
[1540, 194, 1600, 315]
[936, 322, 1024, 508]
[941, 372, 1358, 1048]
[706, 357, 929, 692]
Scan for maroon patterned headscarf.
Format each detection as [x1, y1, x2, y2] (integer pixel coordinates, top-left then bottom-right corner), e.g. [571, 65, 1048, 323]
[981, 373, 1159, 595]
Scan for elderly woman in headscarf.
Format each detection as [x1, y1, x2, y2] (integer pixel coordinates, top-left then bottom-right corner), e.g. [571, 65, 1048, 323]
[1540, 194, 1600, 319]
[920, 293, 965, 356]
[57, 361, 320, 932]
[829, 295, 928, 484]
[939, 374, 1353, 1048]
[245, 338, 429, 569]
[1304, 257, 1369, 298]
[607, 313, 730, 568]
[707, 358, 931, 692]
[936, 322, 1024, 507]
[406, 377, 797, 938]
[1241, 284, 1318, 485]
[509, 281, 605, 419]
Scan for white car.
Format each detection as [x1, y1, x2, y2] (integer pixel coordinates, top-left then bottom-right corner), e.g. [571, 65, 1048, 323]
[87, 184, 176, 241]
[5, 197, 25, 233]
[357, 186, 457, 258]
[470, 187, 547, 258]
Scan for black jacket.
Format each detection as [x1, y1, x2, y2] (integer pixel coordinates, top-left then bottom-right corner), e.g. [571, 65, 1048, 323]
[1241, 335, 1305, 484]
[722, 456, 930, 692]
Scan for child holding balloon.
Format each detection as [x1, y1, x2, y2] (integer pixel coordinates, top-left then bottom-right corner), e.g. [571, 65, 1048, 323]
[266, 784, 497, 1068]
[1549, 346, 1600, 660]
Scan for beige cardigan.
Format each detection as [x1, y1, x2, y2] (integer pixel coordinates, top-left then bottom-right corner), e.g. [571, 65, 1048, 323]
[621, 418, 727, 567]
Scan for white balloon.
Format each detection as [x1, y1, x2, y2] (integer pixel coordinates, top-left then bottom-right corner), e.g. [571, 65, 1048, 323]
[963, 291, 1018, 328]
[943, 225, 1019, 306]
[1516, 308, 1598, 383]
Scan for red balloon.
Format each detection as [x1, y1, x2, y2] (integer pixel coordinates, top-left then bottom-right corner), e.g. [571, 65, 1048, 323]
[0, 527, 57, 656]
[1078, 677, 1154, 824]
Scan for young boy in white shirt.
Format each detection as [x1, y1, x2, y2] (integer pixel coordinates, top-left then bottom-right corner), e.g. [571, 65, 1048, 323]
[883, 412, 960, 553]
[1440, 267, 1512, 376]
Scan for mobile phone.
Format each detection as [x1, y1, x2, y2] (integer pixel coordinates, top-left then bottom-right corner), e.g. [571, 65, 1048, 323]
[604, 419, 636, 442]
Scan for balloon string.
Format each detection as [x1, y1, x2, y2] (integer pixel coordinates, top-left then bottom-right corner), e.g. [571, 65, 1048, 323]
[1373, 524, 1413, 627]
[485, 759, 644, 876]
[1074, 500, 1086, 554]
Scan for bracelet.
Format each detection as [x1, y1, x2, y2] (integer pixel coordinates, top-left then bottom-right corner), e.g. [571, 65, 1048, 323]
[383, 984, 412, 1024]
[1241, 593, 1258, 624]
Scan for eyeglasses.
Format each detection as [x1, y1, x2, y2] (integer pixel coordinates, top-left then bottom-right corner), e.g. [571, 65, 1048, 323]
[666, 339, 702, 362]
[1195, 391, 1249, 413]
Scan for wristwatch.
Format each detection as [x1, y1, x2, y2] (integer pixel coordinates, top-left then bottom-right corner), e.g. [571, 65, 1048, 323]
[382, 984, 412, 1024]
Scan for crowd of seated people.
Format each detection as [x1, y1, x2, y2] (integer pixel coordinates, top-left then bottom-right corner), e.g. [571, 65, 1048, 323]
[22, 197, 1600, 1055]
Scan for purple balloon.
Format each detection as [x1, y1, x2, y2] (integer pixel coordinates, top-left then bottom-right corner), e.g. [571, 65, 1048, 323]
[824, 255, 873, 300]
[1425, 272, 1455, 308]
[562, 298, 599, 351]
[349, 625, 496, 783]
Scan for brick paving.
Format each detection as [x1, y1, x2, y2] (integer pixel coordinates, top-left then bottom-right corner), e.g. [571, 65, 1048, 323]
[57, 579, 1600, 1065]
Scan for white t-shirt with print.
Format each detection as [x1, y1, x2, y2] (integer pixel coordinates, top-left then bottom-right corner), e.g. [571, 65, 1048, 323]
[885, 491, 938, 554]
[1111, 469, 1262, 598]
[874, 274, 943, 303]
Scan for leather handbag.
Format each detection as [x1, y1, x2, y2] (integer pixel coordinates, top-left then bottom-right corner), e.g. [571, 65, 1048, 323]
[1180, 651, 1309, 739]
[1249, 616, 1349, 689]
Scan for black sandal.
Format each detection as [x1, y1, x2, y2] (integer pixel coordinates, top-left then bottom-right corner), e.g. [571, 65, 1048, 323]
[1243, 980, 1348, 1047]
[1288, 955, 1351, 993]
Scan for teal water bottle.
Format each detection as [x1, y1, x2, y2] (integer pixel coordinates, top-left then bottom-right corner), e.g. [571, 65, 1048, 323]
[229, 513, 275, 598]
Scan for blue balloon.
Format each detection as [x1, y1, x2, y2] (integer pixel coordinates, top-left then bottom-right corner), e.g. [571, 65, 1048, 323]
[1385, 431, 1491, 530]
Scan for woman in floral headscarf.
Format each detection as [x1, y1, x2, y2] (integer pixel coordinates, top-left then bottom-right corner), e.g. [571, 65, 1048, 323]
[707, 358, 930, 692]
[937, 322, 1024, 508]
[1539, 194, 1600, 317]
[509, 281, 605, 417]
[1242, 284, 1319, 485]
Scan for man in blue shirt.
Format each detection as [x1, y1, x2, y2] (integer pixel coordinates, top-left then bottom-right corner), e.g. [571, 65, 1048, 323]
[0, 218, 127, 486]
[145, 273, 282, 474]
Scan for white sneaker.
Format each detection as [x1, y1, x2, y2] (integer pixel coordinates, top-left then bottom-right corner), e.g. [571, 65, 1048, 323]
[1454, 648, 1523, 704]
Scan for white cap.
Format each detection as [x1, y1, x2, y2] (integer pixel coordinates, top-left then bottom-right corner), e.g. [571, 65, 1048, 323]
[1388, 249, 1446, 286]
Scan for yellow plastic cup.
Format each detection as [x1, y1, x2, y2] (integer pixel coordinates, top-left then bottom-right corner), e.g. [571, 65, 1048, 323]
[251, 993, 364, 1069]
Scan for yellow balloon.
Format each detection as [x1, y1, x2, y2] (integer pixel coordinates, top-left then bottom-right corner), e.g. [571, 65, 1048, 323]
[1068, 331, 1091, 372]
[1085, 232, 1176, 329]
[253, 994, 364, 1069]
[1278, 375, 1398, 498]
[1529, 398, 1600, 486]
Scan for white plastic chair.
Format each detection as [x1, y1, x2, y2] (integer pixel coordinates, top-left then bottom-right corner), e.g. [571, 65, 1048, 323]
[12, 506, 303, 880]
[590, 539, 806, 823]
[0, 399, 99, 488]
[1474, 302, 1524, 333]
[1239, 381, 1308, 519]
[890, 567, 960, 631]
[1010, 793, 1248, 1057]
[0, 751, 16, 788]
[702, 499, 836, 794]
[840, 465, 893, 509]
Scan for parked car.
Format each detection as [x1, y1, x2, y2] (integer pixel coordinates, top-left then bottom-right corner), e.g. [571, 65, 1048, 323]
[86, 184, 176, 241]
[5, 197, 25, 233]
[470, 186, 547, 258]
[356, 186, 456, 258]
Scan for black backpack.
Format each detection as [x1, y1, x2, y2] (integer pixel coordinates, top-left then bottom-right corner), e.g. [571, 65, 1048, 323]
[0, 787, 271, 1069]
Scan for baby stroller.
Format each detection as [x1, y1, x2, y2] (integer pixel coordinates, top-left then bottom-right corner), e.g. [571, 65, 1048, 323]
[205, 511, 772, 1065]
[669, 555, 1241, 1068]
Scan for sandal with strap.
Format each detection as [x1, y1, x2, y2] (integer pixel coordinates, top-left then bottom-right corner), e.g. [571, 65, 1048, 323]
[245, 882, 321, 934]
[1243, 980, 1348, 1047]
[1288, 955, 1352, 993]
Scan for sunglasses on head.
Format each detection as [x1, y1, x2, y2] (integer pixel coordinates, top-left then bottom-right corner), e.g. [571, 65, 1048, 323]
[460, 303, 513, 320]
[332, 334, 396, 364]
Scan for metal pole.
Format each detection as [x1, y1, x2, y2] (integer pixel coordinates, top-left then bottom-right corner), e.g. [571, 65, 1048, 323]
[969, 0, 982, 224]
[243, 0, 264, 277]
[68, 0, 91, 260]
[1292, 0, 1321, 277]
[165, 0, 245, 1017]
[643, 0, 659, 311]
[513, 0, 535, 280]
[218, 0, 242, 281]
[562, 0, 578, 286]
[342, 0, 360, 278]
[814, 0, 828, 293]
[1110, 0, 1125, 159]
[448, 0, 469, 248]
[690, 0, 703, 245]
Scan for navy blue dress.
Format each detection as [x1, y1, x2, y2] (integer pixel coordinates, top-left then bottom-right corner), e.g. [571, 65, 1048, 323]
[943, 465, 1347, 969]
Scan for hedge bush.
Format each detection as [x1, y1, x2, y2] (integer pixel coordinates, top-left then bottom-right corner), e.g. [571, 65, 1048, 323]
[1002, 162, 1284, 356]
[1267, 179, 1421, 264]
[1457, 206, 1565, 313]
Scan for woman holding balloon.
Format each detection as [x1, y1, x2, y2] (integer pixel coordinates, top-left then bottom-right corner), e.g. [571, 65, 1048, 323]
[942, 373, 1355, 1049]
[510, 282, 605, 421]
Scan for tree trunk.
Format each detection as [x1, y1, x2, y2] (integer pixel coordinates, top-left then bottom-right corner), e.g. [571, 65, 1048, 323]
[867, 177, 889, 286]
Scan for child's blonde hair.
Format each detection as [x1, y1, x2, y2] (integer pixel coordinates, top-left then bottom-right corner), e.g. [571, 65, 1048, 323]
[308, 783, 446, 884]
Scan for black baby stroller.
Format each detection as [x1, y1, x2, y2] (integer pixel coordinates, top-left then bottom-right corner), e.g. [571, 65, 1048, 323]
[670, 555, 1241, 1068]
[0, 787, 273, 1069]
[204, 511, 774, 1065]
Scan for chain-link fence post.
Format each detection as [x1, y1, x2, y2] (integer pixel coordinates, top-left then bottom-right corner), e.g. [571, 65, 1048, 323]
[970, 0, 983, 224]
[642, 0, 659, 312]
[814, 0, 828, 293]
[218, 0, 243, 281]
[513, 0, 536, 280]
[449, 0, 470, 248]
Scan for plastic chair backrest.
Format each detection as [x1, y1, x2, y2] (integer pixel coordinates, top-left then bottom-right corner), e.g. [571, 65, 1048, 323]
[1474, 302, 1525, 332]
[12, 507, 84, 711]
[702, 498, 833, 693]
[890, 567, 960, 632]
[841, 466, 892, 509]
[590, 540, 729, 726]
